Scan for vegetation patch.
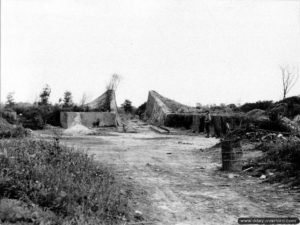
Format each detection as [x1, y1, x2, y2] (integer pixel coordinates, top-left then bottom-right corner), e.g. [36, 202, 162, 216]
[0, 139, 133, 224]
[245, 140, 300, 187]
[0, 118, 28, 139]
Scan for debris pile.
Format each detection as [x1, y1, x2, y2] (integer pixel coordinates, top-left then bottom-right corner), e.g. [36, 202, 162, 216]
[226, 127, 299, 143]
[63, 113, 95, 135]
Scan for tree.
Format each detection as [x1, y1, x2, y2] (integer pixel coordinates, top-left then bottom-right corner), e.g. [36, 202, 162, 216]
[38, 84, 51, 106]
[136, 102, 147, 118]
[63, 91, 73, 108]
[122, 99, 133, 113]
[5, 92, 15, 108]
[280, 65, 299, 99]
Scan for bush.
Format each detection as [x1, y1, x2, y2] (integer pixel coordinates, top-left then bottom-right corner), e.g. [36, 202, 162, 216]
[18, 106, 45, 129]
[0, 117, 28, 139]
[240, 101, 273, 113]
[0, 139, 132, 224]
[261, 142, 300, 171]
[1, 109, 17, 124]
[250, 141, 300, 186]
[273, 96, 300, 118]
[135, 102, 147, 119]
[0, 126, 28, 139]
[13, 105, 62, 129]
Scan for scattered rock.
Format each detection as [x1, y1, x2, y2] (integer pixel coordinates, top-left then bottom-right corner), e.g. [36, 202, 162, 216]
[196, 166, 205, 170]
[134, 210, 143, 220]
[260, 175, 267, 179]
[228, 174, 236, 179]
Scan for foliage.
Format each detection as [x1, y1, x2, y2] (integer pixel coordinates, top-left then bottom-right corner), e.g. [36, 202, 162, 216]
[122, 100, 133, 114]
[0, 118, 28, 139]
[38, 84, 51, 106]
[240, 101, 273, 113]
[135, 102, 147, 118]
[15, 105, 61, 129]
[0, 139, 132, 224]
[62, 91, 74, 108]
[5, 92, 15, 108]
[275, 96, 300, 118]
[1, 109, 17, 124]
[254, 141, 300, 185]
[227, 104, 239, 112]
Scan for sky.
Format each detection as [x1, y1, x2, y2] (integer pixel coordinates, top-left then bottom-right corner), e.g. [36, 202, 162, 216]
[2, 0, 300, 107]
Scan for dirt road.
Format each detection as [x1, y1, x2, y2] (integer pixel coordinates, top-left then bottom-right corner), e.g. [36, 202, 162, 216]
[57, 123, 300, 225]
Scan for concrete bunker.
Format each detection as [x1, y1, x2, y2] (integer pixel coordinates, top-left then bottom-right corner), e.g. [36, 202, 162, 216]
[60, 89, 121, 129]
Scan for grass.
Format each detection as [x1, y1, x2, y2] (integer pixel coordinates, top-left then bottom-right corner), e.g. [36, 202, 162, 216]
[0, 138, 133, 224]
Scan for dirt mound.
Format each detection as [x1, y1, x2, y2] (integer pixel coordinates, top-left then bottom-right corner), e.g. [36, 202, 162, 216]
[63, 124, 95, 135]
[63, 113, 95, 135]
[246, 109, 269, 122]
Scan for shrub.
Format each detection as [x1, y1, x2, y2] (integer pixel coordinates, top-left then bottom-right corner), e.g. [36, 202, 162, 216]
[135, 102, 147, 119]
[240, 101, 273, 112]
[0, 139, 132, 224]
[0, 118, 28, 139]
[18, 106, 45, 129]
[261, 142, 300, 171]
[250, 141, 300, 186]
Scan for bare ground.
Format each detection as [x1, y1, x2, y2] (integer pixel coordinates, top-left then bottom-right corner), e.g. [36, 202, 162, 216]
[43, 121, 300, 225]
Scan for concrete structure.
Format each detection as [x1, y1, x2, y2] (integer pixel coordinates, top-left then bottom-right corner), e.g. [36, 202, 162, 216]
[60, 112, 117, 129]
[145, 91, 171, 125]
[60, 89, 121, 129]
[145, 90, 248, 137]
[85, 89, 121, 126]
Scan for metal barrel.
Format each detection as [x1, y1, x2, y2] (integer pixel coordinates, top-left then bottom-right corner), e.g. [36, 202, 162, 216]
[221, 139, 243, 171]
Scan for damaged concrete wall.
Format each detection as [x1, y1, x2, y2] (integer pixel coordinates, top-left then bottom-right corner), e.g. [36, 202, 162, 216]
[190, 114, 248, 137]
[145, 90, 249, 137]
[145, 91, 171, 125]
[60, 112, 117, 129]
[84, 90, 121, 126]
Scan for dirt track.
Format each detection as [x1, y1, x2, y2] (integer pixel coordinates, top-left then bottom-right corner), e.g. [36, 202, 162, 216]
[57, 122, 300, 225]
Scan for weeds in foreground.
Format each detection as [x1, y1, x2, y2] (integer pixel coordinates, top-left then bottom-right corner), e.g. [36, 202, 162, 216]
[249, 141, 300, 186]
[0, 139, 132, 224]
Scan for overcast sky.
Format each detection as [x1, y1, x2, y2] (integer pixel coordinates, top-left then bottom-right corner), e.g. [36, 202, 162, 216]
[2, 0, 300, 107]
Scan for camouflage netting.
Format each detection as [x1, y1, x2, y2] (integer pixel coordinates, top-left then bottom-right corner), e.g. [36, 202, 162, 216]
[145, 91, 261, 137]
[145, 91, 300, 137]
[85, 89, 121, 126]
[145, 91, 171, 125]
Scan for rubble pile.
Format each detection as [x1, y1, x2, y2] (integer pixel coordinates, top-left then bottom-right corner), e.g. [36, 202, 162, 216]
[226, 127, 300, 144]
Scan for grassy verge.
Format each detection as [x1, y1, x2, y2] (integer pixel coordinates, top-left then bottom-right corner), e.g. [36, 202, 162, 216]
[0, 138, 132, 224]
